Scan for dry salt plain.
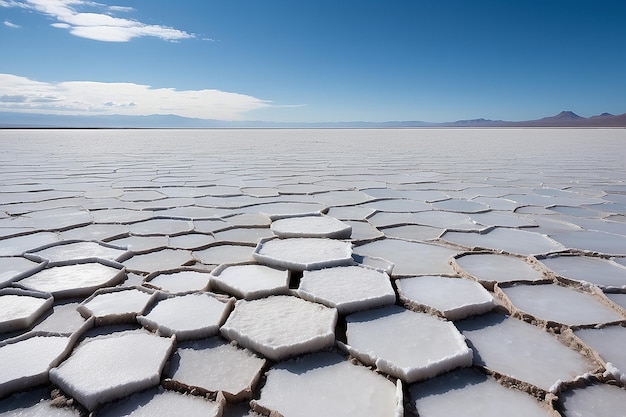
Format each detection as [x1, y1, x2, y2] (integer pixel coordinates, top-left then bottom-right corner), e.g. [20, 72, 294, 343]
[0, 128, 626, 417]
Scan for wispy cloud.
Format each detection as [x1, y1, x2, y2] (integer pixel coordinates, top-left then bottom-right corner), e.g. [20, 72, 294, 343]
[0, 0, 194, 42]
[0, 73, 272, 120]
[3, 19, 21, 28]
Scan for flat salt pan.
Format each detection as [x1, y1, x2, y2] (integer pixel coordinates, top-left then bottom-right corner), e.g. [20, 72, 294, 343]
[457, 314, 597, 391]
[123, 249, 194, 273]
[432, 199, 490, 213]
[253, 238, 353, 270]
[559, 383, 626, 417]
[549, 230, 626, 256]
[353, 239, 458, 276]
[297, 265, 396, 314]
[110, 236, 169, 254]
[49, 330, 174, 411]
[344, 306, 472, 382]
[410, 367, 555, 417]
[443, 228, 565, 256]
[26, 241, 129, 264]
[210, 264, 289, 300]
[78, 288, 154, 324]
[454, 253, 545, 287]
[0, 291, 53, 333]
[501, 284, 623, 327]
[0, 257, 44, 287]
[249, 202, 328, 220]
[169, 337, 266, 400]
[138, 293, 232, 341]
[16, 263, 125, 298]
[254, 352, 398, 417]
[0, 232, 62, 257]
[539, 255, 626, 290]
[271, 216, 352, 239]
[220, 295, 337, 361]
[397, 276, 495, 320]
[98, 389, 221, 417]
[193, 244, 254, 266]
[145, 270, 211, 294]
[381, 224, 444, 242]
[32, 302, 85, 334]
[0, 388, 80, 416]
[574, 326, 626, 382]
[0, 334, 72, 398]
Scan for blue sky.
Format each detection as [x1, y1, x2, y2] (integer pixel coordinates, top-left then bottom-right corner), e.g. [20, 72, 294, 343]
[1, 0, 625, 123]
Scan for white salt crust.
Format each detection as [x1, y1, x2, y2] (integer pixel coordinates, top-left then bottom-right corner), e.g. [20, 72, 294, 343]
[253, 237, 353, 270]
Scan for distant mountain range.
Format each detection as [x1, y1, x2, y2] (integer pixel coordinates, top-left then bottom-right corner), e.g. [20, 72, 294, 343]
[0, 110, 625, 128]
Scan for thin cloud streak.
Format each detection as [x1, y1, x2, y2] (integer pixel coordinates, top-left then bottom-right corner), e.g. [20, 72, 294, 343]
[0, 73, 273, 120]
[0, 0, 194, 42]
[3, 19, 21, 28]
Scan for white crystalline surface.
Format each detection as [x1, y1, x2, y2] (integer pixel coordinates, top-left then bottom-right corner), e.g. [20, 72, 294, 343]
[443, 228, 565, 256]
[123, 249, 193, 273]
[26, 241, 128, 263]
[32, 302, 85, 334]
[210, 264, 288, 300]
[169, 338, 266, 400]
[255, 352, 398, 417]
[458, 314, 597, 391]
[98, 389, 221, 417]
[410, 368, 554, 417]
[501, 284, 623, 326]
[270, 216, 352, 239]
[0, 293, 52, 333]
[253, 238, 353, 270]
[16, 263, 125, 298]
[574, 326, 626, 381]
[345, 306, 472, 382]
[193, 244, 254, 265]
[146, 270, 211, 293]
[0, 257, 43, 287]
[220, 295, 337, 361]
[79, 288, 153, 321]
[0, 393, 80, 417]
[454, 253, 545, 286]
[298, 265, 396, 314]
[559, 383, 626, 417]
[539, 255, 626, 289]
[138, 293, 231, 341]
[396, 276, 495, 320]
[0, 335, 71, 398]
[353, 239, 458, 276]
[49, 330, 174, 411]
[0, 232, 62, 257]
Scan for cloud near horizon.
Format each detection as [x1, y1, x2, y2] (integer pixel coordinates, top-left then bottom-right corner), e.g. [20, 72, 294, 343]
[0, 0, 194, 42]
[0, 74, 273, 120]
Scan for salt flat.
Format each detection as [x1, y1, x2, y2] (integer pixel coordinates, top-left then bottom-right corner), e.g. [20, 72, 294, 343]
[0, 128, 625, 416]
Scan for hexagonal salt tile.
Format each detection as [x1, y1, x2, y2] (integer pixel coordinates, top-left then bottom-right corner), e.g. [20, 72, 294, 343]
[220, 295, 337, 361]
[193, 244, 255, 266]
[128, 218, 194, 236]
[270, 216, 352, 239]
[297, 265, 395, 314]
[49, 329, 175, 411]
[0, 257, 46, 288]
[25, 240, 130, 265]
[0, 289, 54, 333]
[138, 293, 233, 341]
[77, 287, 156, 326]
[559, 383, 626, 417]
[0, 232, 62, 257]
[210, 263, 289, 300]
[144, 269, 212, 294]
[168, 337, 266, 401]
[15, 262, 126, 298]
[397, 276, 495, 321]
[453, 253, 546, 290]
[123, 249, 194, 274]
[343, 306, 472, 383]
[253, 237, 353, 271]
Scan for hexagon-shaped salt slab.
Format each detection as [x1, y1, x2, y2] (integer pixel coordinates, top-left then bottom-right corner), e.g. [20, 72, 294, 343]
[213, 227, 274, 245]
[0, 333, 74, 398]
[97, 388, 222, 417]
[442, 228, 565, 256]
[77, 287, 155, 326]
[15, 262, 126, 298]
[25, 241, 130, 264]
[499, 284, 624, 327]
[253, 238, 353, 271]
[270, 216, 352, 239]
[59, 223, 129, 242]
[297, 266, 396, 314]
[538, 255, 626, 291]
[144, 269, 212, 294]
[253, 352, 399, 417]
[453, 253, 546, 290]
[381, 224, 444, 242]
[410, 368, 557, 417]
[193, 244, 255, 266]
[249, 202, 328, 220]
[457, 314, 599, 391]
[210, 263, 289, 300]
[0, 289, 53, 333]
[432, 198, 490, 213]
[550, 230, 626, 256]
[0, 257, 46, 288]
[49, 329, 175, 411]
[0, 387, 81, 416]
[559, 383, 626, 417]
[123, 249, 194, 274]
[138, 293, 233, 341]
[31, 301, 85, 335]
[353, 239, 458, 276]
[397, 276, 495, 321]
[220, 296, 337, 361]
[109, 235, 169, 254]
[128, 218, 194, 236]
[343, 306, 472, 383]
[574, 326, 626, 383]
[0, 232, 62, 257]
[168, 337, 266, 401]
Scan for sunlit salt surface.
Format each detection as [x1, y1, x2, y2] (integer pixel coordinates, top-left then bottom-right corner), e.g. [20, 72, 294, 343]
[0, 257, 45, 287]
[253, 352, 398, 417]
[344, 305, 472, 382]
[453, 253, 545, 289]
[380, 224, 444, 242]
[220, 295, 337, 361]
[77, 287, 155, 325]
[298, 265, 396, 314]
[168, 337, 266, 401]
[31, 301, 85, 334]
[253, 238, 353, 270]
[410, 367, 555, 417]
[549, 230, 626, 256]
[0, 387, 81, 416]
[574, 326, 626, 382]
[500, 284, 624, 327]
[25, 241, 129, 264]
[457, 314, 598, 391]
[559, 383, 626, 417]
[0, 290, 53, 333]
[144, 269, 212, 294]
[538, 255, 626, 290]
[210, 263, 289, 300]
[0, 232, 62, 256]
[49, 329, 174, 411]
[193, 244, 254, 266]
[270, 216, 352, 239]
[397, 276, 495, 320]
[443, 228, 565, 256]
[123, 249, 194, 273]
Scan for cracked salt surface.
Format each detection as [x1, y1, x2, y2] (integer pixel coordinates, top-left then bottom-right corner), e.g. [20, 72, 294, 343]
[1, 128, 626, 414]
